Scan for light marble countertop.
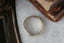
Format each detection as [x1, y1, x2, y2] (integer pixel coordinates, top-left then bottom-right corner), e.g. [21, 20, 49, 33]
[16, 0, 64, 43]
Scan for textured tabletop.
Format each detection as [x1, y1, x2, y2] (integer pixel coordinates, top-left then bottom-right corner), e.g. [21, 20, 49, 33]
[16, 0, 64, 43]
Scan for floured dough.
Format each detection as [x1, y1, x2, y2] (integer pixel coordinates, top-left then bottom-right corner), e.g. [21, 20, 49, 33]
[23, 16, 44, 36]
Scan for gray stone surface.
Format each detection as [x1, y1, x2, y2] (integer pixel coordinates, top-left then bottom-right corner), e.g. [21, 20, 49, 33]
[16, 0, 64, 43]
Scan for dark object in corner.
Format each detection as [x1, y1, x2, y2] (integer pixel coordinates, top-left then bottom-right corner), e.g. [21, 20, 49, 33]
[0, 0, 21, 43]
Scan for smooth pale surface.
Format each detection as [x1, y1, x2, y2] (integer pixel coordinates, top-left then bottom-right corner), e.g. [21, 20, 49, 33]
[16, 0, 64, 43]
[24, 17, 44, 35]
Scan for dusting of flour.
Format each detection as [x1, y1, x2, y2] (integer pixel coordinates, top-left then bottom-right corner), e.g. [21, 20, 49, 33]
[24, 17, 44, 35]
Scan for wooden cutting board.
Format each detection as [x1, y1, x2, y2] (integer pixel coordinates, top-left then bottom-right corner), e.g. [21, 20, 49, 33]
[29, 0, 64, 22]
